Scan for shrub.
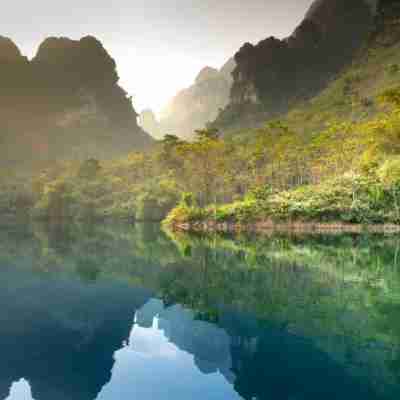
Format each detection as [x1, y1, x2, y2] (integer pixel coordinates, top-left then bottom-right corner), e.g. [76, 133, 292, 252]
[136, 191, 178, 222]
[78, 159, 101, 179]
[246, 185, 274, 201]
[378, 157, 400, 187]
[386, 63, 400, 75]
[164, 204, 209, 226]
[167, 171, 397, 226]
[378, 157, 400, 222]
[181, 192, 195, 207]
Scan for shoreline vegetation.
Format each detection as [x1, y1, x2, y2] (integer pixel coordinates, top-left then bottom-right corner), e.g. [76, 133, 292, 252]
[162, 85, 400, 233]
[164, 160, 400, 234]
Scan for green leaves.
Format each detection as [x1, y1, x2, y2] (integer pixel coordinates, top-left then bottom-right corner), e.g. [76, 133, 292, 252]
[379, 86, 400, 107]
[168, 171, 400, 226]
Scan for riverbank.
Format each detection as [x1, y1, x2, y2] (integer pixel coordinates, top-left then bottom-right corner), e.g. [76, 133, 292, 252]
[164, 170, 400, 234]
[171, 220, 400, 235]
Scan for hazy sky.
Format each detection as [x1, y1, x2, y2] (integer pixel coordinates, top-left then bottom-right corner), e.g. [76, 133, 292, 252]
[2, 0, 314, 114]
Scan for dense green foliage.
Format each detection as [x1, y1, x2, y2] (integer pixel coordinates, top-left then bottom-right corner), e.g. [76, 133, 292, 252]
[17, 151, 181, 221]
[166, 171, 400, 225]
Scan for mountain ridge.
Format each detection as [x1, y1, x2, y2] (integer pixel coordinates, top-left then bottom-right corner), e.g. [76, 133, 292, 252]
[153, 58, 236, 139]
[213, 0, 390, 132]
[0, 35, 152, 168]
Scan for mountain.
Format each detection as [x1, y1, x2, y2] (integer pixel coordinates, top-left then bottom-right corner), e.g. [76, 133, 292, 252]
[0, 35, 152, 169]
[214, 0, 387, 132]
[159, 58, 235, 139]
[138, 109, 162, 139]
[254, 0, 400, 139]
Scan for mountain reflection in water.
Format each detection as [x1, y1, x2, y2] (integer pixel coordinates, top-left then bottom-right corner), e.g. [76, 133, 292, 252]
[0, 222, 399, 400]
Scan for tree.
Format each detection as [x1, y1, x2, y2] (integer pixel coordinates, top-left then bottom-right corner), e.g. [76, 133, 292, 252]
[177, 129, 226, 206]
[158, 134, 186, 173]
[379, 86, 400, 108]
[194, 128, 220, 141]
[378, 157, 400, 221]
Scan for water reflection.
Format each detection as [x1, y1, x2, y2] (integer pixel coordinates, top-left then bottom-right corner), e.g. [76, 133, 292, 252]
[98, 300, 241, 400]
[0, 222, 399, 399]
[5, 380, 34, 400]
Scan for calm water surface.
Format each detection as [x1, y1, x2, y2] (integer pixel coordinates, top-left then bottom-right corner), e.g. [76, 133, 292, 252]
[0, 222, 400, 400]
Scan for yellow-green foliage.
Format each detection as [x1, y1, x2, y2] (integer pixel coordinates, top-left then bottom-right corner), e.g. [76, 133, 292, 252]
[266, 173, 390, 223]
[31, 155, 180, 221]
[167, 171, 400, 226]
[378, 156, 400, 186]
[284, 40, 400, 133]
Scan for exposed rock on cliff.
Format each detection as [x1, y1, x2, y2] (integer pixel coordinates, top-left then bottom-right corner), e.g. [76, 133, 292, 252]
[0, 36, 152, 168]
[233, 0, 375, 105]
[159, 58, 235, 139]
[214, 0, 385, 131]
[373, 0, 400, 46]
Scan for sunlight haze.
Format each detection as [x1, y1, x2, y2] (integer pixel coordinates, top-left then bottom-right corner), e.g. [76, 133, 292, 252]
[4, 0, 314, 114]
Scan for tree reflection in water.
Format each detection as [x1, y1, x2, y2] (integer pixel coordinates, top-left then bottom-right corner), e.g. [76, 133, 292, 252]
[0, 222, 399, 399]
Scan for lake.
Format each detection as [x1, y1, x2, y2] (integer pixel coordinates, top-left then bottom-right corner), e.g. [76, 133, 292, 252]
[0, 222, 399, 400]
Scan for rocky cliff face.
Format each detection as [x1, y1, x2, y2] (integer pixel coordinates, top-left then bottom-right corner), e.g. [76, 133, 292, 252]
[214, 0, 386, 131]
[0, 36, 26, 61]
[159, 58, 235, 139]
[373, 0, 400, 46]
[231, 0, 375, 107]
[0, 36, 152, 168]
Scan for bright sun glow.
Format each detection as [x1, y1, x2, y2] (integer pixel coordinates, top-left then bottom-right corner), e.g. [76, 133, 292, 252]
[114, 48, 225, 116]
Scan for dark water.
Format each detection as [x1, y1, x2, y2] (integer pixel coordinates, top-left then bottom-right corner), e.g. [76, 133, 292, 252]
[0, 222, 400, 400]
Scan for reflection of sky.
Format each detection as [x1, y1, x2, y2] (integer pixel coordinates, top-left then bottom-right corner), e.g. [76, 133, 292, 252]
[4, 300, 241, 400]
[5, 379, 34, 400]
[96, 317, 243, 400]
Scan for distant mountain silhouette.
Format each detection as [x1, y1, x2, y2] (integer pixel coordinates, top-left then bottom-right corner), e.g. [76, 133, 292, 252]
[0, 35, 152, 168]
[138, 109, 163, 139]
[158, 58, 235, 139]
